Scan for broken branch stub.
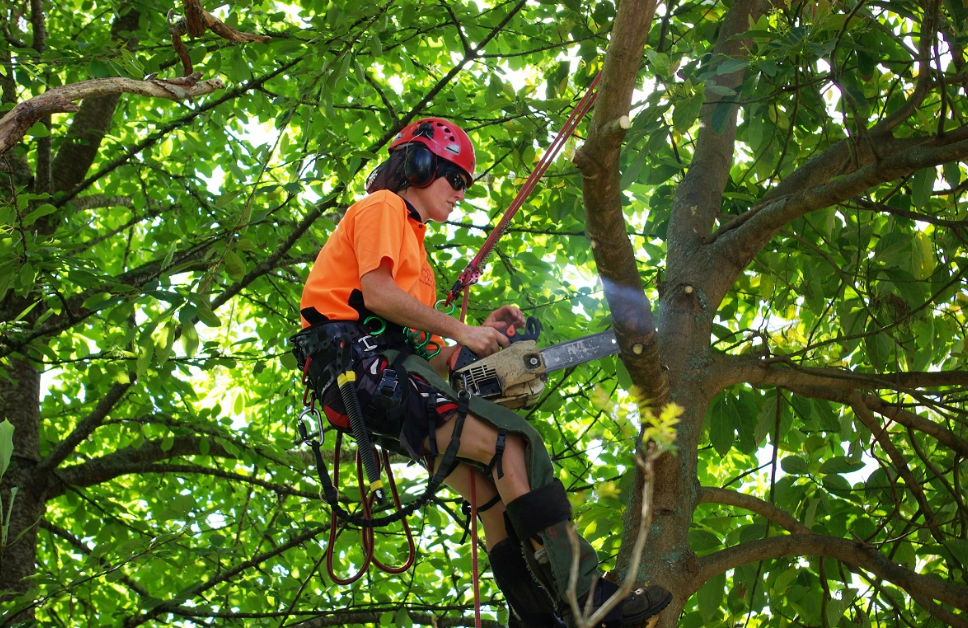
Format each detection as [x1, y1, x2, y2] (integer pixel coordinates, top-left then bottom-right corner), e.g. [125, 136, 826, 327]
[169, 4, 271, 76]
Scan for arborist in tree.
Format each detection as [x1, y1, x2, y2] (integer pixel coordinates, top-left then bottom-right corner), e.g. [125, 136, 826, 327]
[292, 118, 672, 628]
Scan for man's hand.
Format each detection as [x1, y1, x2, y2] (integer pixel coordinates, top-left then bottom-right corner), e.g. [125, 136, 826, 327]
[483, 305, 526, 333]
[454, 305, 525, 357]
[456, 324, 510, 357]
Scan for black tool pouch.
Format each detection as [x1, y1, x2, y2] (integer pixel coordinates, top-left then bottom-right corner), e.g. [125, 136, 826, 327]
[362, 350, 412, 428]
[290, 326, 341, 397]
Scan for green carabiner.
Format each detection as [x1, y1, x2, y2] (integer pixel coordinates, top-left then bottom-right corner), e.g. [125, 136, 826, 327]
[363, 316, 387, 335]
[423, 340, 441, 359]
[434, 299, 456, 316]
[408, 329, 431, 349]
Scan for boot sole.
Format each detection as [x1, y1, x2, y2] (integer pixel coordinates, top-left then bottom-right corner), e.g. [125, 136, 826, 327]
[618, 588, 672, 628]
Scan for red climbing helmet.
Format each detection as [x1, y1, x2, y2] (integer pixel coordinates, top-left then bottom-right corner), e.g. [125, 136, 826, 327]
[390, 118, 476, 179]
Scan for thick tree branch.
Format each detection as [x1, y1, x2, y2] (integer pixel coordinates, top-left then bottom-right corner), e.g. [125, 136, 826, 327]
[849, 393, 944, 542]
[666, 0, 770, 280]
[694, 534, 968, 614]
[706, 356, 968, 457]
[169, 1, 270, 76]
[289, 610, 504, 628]
[709, 354, 968, 393]
[47, 7, 141, 195]
[0, 222, 236, 350]
[121, 524, 329, 627]
[0, 74, 226, 157]
[715, 128, 968, 270]
[573, 0, 665, 409]
[696, 487, 810, 534]
[57, 462, 319, 500]
[39, 520, 150, 597]
[45, 435, 236, 498]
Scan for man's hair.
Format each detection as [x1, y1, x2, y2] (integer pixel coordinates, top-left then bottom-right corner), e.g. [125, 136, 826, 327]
[366, 150, 409, 194]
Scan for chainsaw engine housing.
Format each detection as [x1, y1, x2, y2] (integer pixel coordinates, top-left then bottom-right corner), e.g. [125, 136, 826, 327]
[451, 341, 547, 409]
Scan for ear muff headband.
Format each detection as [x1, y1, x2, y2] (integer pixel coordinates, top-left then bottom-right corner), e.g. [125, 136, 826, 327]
[403, 144, 437, 188]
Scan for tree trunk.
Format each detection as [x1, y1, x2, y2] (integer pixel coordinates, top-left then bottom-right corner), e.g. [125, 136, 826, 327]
[0, 356, 45, 620]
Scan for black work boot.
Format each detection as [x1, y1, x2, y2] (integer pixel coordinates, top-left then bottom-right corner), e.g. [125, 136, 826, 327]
[505, 481, 673, 628]
[489, 538, 565, 628]
[560, 576, 672, 628]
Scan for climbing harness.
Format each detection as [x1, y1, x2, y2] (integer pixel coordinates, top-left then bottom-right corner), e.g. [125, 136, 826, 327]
[439, 72, 601, 627]
[441, 73, 600, 625]
[292, 323, 472, 583]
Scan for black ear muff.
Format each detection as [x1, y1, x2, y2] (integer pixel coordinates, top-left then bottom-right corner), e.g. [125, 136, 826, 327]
[404, 144, 437, 188]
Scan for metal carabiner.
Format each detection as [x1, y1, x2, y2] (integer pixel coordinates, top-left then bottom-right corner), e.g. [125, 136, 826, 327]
[297, 406, 325, 445]
[407, 328, 431, 349]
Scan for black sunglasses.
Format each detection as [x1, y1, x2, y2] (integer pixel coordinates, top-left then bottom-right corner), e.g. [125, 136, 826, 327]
[442, 171, 470, 191]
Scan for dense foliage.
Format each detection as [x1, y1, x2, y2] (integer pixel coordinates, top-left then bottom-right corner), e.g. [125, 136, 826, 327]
[1, 1, 966, 627]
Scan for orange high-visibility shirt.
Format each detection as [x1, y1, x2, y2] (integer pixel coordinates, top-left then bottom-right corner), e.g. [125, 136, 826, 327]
[300, 190, 438, 330]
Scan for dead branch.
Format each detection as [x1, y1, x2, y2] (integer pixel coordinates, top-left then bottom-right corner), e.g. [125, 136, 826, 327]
[169, 1, 271, 76]
[0, 74, 225, 156]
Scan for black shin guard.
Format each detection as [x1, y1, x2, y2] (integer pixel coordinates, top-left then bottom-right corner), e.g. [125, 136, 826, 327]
[504, 482, 672, 628]
[489, 539, 564, 628]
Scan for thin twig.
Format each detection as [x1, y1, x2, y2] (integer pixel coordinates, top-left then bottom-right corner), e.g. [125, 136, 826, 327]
[566, 443, 659, 628]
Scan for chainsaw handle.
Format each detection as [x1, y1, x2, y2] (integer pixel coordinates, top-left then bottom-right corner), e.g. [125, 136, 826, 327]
[448, 317, 541, 375]
[508, 316, 540, 343]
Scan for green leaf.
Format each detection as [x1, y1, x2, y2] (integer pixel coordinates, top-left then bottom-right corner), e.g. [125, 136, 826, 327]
[394, 607, 413, 628]
[941, 539, 968, 569]
[224, 250, 246, 281]
[196, 302, 222, 328]
[21, 203, 58, 226]
[706, 83, 736, 97]
[689, 529, 722, 553]
[0, 420, 14, 479]
[714, 59, 749, 75]
[136, 332, 155, 379]
[155, 322, 178, 365]
[181, 321, 200, 358]
[818, 456, 865, 475]
[710, 102, 733, 134]
[708, 394, 737, 456]
[697, 571, 726, 622]
[89, 58, 113, 78]
[26, 122, 50, 138]
[781, 455, 809, 475]
[910, 167, 935, 209]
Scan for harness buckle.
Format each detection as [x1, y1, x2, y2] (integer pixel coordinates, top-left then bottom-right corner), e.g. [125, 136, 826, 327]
[359, 335, 379, 352]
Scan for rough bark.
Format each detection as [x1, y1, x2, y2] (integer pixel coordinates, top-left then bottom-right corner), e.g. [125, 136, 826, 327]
[0, 357, 44, 614]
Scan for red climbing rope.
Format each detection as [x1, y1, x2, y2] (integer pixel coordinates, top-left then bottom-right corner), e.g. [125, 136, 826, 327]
[470, 473, 482, 628]
[446, 71, 602, 310]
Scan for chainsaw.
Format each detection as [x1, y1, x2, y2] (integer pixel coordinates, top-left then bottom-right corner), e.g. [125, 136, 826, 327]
[449, 317, 619, 409]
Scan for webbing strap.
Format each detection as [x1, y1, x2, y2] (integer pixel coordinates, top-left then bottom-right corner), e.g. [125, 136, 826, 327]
[303, 391, 469, 529]
[470, 469, 482, 628]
